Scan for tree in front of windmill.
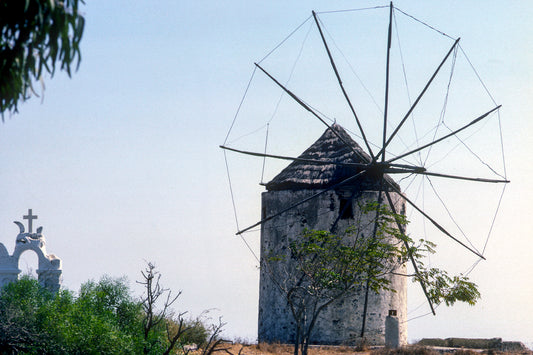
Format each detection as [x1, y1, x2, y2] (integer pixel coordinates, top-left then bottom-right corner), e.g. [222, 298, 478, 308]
[263, 202, 480, 355]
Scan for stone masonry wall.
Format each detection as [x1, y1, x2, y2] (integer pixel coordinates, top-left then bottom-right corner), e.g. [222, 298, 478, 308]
[258, 189, 407, 346]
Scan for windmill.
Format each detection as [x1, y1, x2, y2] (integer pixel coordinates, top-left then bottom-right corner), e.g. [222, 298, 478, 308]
[221, 2, 508, 346]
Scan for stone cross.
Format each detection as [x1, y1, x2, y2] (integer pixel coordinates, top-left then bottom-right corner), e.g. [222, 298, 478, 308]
[23, 209, 38, 233]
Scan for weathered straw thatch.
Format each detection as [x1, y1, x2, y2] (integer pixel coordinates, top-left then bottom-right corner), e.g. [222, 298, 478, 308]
[266, 124, 398, 191]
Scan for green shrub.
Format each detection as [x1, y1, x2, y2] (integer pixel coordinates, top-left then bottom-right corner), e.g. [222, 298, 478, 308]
[0, 272, 217, 354]
[0, 275, 144, 354]
[180, 317, 210, 346]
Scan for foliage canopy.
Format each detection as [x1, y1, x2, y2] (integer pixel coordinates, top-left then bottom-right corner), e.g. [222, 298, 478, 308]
[0, 270, 222, 354]
[0, 0, 85, 117]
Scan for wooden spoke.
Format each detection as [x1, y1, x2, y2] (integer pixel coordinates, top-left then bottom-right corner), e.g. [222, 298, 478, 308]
[312, 11, 375, 160]
[381, 165, 509, 184]
[413, 171, 509, 184]
[361, 179, 386, 335]
[223, 145, 433, 175]
[385, 180, 486, 259]
[236, 171, 367, 235]
[384, 189, 436, 315]
[220, 145, 369, 169]
[255, 63, 370, 164]
[375, 37, 461, 162]
[381, 2, 394, 163]
[386, 105, 502, 164]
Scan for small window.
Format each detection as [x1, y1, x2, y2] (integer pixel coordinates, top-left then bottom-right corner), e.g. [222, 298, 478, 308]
[339, 198, 353, 219]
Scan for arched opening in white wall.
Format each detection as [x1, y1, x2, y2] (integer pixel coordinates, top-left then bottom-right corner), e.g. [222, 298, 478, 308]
[18, 250, 39, 279]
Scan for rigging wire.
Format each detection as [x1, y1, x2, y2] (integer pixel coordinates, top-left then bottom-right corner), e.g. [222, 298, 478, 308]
[481, 183, 507, 255]
[223, 66, 258, 145]
[422, 177, 430, 268]
[223, 150, 260, 263]
[301, 97, 336, 124]
[394, 7, 455, 40]
[406, 257, 480, 323]
[442, 121, 506, 179]
[423, 42, 505, 178]
[266, 19, 314, 126]
[426, 176, 481, 254]
[317, 15, 383, 115]
[424, 137, 465, 171]
[223, 150, 241, 233]
[423, 45, 458, 166]
[260, 124, 270, 184]
[496, 111, 508, 179]
[259, 21, 314, 183]
[397, 173, 415, 186]
[343, 125, 382, 153]
[393, 8, 422, 166]
[463, 258, 483, 277]
[407, 299, 431, 316]
[317, 5, 389, 15]
[456, 46, 507, 179]
[389, 121, 453, 168]
[225, 123, 268, 146]
[378, 5, 415, 162]
[225, 16, 314, 147]
[258, 15, 312, 64]
[402, 174, 432, 270]
[420, 108, 504, 180]
[458, 45, 497, 106]
[405, 307, 440, 323]
[381, 5, 446, 166]
[457, 46, 507, 180]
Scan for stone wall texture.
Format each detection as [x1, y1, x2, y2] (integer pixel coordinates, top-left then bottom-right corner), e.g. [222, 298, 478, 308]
[258, 188, 407, 346]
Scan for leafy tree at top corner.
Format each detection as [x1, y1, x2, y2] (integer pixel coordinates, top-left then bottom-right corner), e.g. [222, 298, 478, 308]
[0, 0, 85, 119]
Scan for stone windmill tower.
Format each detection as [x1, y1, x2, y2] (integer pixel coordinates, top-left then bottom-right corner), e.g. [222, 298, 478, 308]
[258, 124, 407, 346]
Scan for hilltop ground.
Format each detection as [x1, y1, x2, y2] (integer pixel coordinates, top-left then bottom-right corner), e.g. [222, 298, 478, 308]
[198, 343, 533, 355]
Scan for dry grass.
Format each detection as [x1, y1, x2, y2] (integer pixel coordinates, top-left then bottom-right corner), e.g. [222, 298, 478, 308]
[202, 344, 532, 355]
[207, 343, 368, 355]
[370, 346, 440, 355]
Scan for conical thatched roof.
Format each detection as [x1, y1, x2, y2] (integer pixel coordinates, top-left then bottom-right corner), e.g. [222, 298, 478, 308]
[266, 124, 398, 191]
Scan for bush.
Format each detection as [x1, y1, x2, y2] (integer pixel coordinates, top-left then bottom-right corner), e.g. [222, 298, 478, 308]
[59, 276, 144, 354]
[0, 275, 144, 354]
[0, 269, 219, 354]
[0, 276, 54, 353]
[180, 317, 210, 347]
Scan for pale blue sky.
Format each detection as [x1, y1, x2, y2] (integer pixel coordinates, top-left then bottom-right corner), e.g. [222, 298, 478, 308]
[0, 0, 532, 346]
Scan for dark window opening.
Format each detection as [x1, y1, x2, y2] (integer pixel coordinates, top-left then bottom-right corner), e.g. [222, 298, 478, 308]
[339, 198, 353, 219]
